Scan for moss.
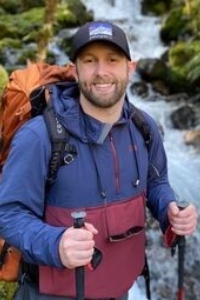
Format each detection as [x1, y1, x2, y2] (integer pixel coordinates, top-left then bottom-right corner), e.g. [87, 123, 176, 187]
[142, 0, 172, 15]
[160, 7, 191, 43]
[55, 0, 93, 30]
[55, 5, 77, 29]
[167, 40, 200, 93]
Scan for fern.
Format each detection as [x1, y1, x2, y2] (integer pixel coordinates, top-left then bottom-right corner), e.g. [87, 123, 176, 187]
[186, 52, 200, 83]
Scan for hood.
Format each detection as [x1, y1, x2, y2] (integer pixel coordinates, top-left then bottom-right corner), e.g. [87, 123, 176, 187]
[51, 82, 132, 144]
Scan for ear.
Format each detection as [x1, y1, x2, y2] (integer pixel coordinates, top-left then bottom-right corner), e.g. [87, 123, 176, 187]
[128, 60, 137, 78]
[68, 62, 78, 81]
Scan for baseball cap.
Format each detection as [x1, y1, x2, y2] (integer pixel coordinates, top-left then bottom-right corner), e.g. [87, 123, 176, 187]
[71, 21, 131, 61]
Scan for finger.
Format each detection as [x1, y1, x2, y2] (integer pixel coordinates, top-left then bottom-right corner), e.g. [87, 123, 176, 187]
[168, 201, 180, 216]
[67, 247, 95, 268]
[171, 220, 197, 235]
[84, 222, 98, 234]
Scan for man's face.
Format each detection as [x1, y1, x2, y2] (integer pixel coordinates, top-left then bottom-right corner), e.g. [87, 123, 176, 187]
[74, 42, 135, 109]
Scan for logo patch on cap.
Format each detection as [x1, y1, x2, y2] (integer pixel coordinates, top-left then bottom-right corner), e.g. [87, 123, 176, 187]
[89, 23, 112, 41]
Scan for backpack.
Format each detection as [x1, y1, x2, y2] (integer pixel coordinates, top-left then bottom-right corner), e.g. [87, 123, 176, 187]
[0, 62, 75, 171]
[0, 62, 75, 281]
[0, 62, 152, 299]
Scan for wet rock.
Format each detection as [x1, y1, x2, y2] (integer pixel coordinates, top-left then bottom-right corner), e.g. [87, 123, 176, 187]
[129, 81, 149, 98]
[165, 93, 189, 103]
[170, 105, 196, 129]
[151, 80, 170, 96]
[136, 58, 169, 82]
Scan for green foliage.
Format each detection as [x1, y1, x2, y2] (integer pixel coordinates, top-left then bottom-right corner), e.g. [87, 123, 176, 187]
[0, 64, 8, 95]
[55, 3, 77, 28]
[185, 41, 200, 83]
[0, 8, 45, 40]
[0, 282, 16, 300]
[0, 0, 45, 14]
[160, 7, 190, 42]
[0, 0, 21, 14]
[20, 0, 45, 11]
[55, 0, 93, 30]
[168, 39, 200, 91]
[186, 53, 200, 83]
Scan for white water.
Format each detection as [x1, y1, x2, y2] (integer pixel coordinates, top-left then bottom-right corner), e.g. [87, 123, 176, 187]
[80, 0, 200, 299]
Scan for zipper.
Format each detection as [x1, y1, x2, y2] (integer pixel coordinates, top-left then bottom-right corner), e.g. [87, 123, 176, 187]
[109, 131, 120, 192]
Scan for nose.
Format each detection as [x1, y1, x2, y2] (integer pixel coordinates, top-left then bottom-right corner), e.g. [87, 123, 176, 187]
[95, 60, 108, 76]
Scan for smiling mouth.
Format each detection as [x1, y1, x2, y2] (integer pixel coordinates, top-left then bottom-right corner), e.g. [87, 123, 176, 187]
[93, 82, 114, 91]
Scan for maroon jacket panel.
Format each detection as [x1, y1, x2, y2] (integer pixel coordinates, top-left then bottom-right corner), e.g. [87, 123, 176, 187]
[39, 194, 146, 298]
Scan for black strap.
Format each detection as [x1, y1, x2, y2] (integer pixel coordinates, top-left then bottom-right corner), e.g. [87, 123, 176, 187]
[43, 103, 69, 186]
[131, 104, 152, 150]
[0, 241, 10, 269]
[140, 255, 151, 300]
[131, 105, 152, 299]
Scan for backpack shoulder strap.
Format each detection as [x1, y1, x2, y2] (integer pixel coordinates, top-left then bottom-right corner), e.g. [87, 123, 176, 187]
[43, 102, 69, 187]
[130, 103, 152, 150]
[130, 104, 152, 299]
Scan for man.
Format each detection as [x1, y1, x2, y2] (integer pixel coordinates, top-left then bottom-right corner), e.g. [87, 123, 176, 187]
[0, 21, 197, 300]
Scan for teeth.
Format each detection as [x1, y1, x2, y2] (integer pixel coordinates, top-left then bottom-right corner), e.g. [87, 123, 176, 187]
[96, 84, 111, 87]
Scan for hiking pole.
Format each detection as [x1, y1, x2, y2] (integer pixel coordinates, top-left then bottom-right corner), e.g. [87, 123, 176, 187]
[171, 202, 187, 300]
[177, 232, 185, 300]
[71, 211, 86, 300]
[177, 202, 187, 300]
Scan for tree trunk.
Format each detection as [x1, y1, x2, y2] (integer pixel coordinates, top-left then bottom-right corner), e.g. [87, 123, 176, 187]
[37, 0, 59, 62]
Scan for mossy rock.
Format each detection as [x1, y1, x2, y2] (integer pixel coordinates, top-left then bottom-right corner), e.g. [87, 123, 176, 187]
[160, 7, 191, 44]
[167, 41, 200, 93]
[55, 0, 93, 30]
[142, 0, 172, 15]
[169, 41, 200, 72]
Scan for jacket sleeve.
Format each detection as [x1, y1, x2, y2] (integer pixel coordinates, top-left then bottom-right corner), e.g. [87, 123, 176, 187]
[0, 118, 65, 267]
[145, 115, 177, 233]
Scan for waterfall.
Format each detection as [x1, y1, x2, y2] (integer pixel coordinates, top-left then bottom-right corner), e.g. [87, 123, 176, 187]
[80, 0, 200, 299]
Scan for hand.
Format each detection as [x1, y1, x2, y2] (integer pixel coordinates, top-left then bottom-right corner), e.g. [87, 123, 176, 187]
[167, 201, 198, 236]
[59, 222, 98, 269]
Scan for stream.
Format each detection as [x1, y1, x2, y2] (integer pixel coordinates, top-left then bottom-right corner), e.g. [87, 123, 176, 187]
[79, 0, 200, 299]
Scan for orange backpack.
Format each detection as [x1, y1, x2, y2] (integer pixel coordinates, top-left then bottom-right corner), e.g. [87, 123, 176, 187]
[0, 62, 75, 281]
[0, 62, 75, 171]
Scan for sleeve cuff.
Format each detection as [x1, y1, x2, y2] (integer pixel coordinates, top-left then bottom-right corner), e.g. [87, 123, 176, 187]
[164, 225, 177, 248]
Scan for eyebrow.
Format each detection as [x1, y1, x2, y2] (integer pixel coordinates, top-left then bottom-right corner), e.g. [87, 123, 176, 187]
[80, 50, 124, 58]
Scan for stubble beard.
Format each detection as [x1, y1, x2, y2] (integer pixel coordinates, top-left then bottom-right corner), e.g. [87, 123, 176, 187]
[78, 77, 128, 109]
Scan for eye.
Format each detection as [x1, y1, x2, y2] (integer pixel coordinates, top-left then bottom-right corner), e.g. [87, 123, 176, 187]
[83, 56, 94, 63]
[109, 56, 119, 63]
